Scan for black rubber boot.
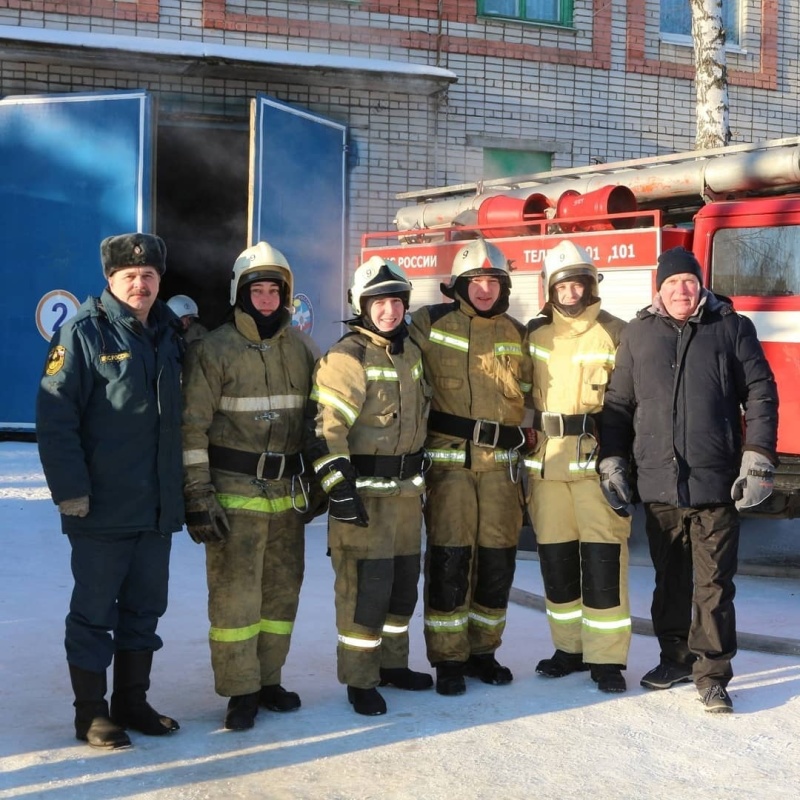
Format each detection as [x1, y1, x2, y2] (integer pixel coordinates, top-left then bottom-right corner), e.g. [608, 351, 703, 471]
[590, 664, 627, 693]
[224, 693, 260, 730]
[535, 649, 589, 678]
[110, 650, 179, 735]
[465, 653, 513, 685]
[347, 686, 387, 716]
[379, 667, 434, 691]
[259, 684, 301, 712]
[69, 664, 131, 749]
[434, 661, 467, 696]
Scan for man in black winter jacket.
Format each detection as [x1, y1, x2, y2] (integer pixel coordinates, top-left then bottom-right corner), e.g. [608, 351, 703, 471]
[598, 246, 778, 714]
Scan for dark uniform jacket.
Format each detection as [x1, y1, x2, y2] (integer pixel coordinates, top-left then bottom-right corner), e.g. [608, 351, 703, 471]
[600, 290, 778, 507]
[37, 289, 185, 535]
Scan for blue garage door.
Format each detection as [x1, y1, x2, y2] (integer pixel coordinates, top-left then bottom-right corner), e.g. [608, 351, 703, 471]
[250, 94, 347, 351]
[0, 91, 153, 428]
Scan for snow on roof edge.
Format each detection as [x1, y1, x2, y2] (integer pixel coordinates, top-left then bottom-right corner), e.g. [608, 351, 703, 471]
[0, 25, 458, 82]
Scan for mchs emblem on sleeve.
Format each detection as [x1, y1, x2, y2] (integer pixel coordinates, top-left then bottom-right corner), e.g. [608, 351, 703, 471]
[45, 345, 66, 376]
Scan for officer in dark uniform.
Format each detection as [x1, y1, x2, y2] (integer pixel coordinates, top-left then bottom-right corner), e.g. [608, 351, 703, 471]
[37, 232, 185, 749]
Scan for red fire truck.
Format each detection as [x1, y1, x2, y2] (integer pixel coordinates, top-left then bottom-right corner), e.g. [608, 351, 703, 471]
[361, 137, 800, 519]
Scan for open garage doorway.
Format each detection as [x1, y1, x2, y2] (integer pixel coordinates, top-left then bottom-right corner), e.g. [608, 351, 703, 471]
[156, 123, 249, 331]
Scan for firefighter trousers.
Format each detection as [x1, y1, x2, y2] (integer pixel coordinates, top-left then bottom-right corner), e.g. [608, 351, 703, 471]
[328, 494, 423, 689]
[204, 510, 305, 697]
[530, 478, 632, 666]
[423, 467, 522, 665]
[644, 502, 739, 690]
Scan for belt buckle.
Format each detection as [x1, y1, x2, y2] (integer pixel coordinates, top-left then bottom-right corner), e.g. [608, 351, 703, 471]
[541, 411, 565, 439]
[257, 452, 285, 480]
[473, 419, 500, 448]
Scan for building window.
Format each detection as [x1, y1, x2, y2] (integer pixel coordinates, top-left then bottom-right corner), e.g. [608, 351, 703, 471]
[661, 0, 741, 46]
[479, 0, 573, 26]
[483, 149, 552, 180]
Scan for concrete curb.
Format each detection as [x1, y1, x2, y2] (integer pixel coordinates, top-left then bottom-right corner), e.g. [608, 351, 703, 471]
[508, 586, 800, 658]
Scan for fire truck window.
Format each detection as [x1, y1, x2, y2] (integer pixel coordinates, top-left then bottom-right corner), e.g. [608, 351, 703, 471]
[711, 226, 800, 297]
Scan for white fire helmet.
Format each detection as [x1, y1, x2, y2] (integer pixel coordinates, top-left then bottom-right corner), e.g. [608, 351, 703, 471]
[542, 240, 599, 298]
[229, 241, 293, 306]
[348, 256, 412, 315]
[443, 239, 511, 291]
[166, 294, 199, 319]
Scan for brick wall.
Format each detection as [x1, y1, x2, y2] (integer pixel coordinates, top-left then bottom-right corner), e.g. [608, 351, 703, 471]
[1, 0, 798, 265]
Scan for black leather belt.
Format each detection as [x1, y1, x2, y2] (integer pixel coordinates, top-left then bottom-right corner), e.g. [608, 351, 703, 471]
[350, 450, 427, 479]
[208, 444, 304, 480]
[532, 410, 600, 439]
[428, 410, 525, 450]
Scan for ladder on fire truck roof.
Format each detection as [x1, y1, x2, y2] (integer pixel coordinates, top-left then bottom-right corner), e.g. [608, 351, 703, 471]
[397, 136, 800, 202]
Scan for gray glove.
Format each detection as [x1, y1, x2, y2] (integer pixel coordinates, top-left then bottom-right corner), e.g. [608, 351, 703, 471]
[731, 450, 775, 510]
[598, 457, 633, 517]
[184, 491, 230, 544]
[58, 496, 90, 517]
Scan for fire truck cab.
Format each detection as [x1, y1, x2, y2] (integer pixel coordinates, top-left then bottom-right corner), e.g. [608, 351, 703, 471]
[362, 137, 800, 519]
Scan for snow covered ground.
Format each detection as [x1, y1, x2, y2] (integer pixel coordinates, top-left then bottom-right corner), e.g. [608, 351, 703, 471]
[1, 441, 799, 800]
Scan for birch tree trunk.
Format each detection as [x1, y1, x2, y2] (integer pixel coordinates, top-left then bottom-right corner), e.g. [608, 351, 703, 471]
[692, 0, 730, 148]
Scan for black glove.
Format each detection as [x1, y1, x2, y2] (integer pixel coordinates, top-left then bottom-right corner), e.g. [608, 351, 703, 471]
[320, 457, 369, 528]
[184, 491, 230, 544]
[598, 457, 633, 518]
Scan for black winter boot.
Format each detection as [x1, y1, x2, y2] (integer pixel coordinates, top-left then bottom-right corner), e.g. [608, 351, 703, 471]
[379, 667, 434, 691]
[465, 653, 513, 685]
[224, 693, 260, 730]
[69, 664, 131, 749]
[590, 664, 627, 693]
[347, 686, 387, 716]
[259, 684, 301, 712]
[535, 649, 589, 678]
[434, 661, 467, 696]
[110, 650, 179, 735]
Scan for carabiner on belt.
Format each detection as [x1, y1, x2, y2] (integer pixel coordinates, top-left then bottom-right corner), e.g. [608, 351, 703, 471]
[291, 474, 310, 513]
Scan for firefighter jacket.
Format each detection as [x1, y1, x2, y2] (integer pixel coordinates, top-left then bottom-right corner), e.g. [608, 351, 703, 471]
[181, 307, 318, 514]
[410, 299, 531, 471]
[526, 301, 626, 483]
[37, 289, 185, 536]
[310, 323, 430, 497]
[600, 290, 779, 507]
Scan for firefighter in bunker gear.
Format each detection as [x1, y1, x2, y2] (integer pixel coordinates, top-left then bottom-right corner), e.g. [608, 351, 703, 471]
[167, 294, 208, 344]
[309, 257, 433, 716]
[181, 241, 320, 731]
[409, 239, 533, 696]
[525, 240, 631, 693]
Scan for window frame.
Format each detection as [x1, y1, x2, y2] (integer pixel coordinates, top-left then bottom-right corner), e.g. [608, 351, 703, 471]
[659, 0, 742, 47]
[477, 0, 574, 27]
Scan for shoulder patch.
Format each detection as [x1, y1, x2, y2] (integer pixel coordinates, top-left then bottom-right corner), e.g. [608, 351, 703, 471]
[45, 345, 66, 376]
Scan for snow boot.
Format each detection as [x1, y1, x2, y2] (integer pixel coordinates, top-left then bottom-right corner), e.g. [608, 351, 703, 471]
[434, 661, 467, 696]
[259, 684, 301, 712]
[347, 686, 387, 716]
[640, 661, 693, 690]
[465, 653, 513, 686]
[110, 650, 179, 735]
[590, 665, 627, 693]
[700, 684, 733, 714]
[535, 649, 589, 678]
[224, 693, 260, 731]
[69, 664, 131, 749]
[379, 667, 434, 691]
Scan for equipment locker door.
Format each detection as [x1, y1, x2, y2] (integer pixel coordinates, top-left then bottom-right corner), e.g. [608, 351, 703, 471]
[0, 90, 154, 428]
[250, 94, 347, 351]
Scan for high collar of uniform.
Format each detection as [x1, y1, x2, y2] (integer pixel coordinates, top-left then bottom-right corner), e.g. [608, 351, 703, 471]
[550, 298, 601, 334]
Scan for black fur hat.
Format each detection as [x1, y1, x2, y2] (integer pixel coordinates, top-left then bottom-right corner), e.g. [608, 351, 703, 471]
[100, 233, 167, 277]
